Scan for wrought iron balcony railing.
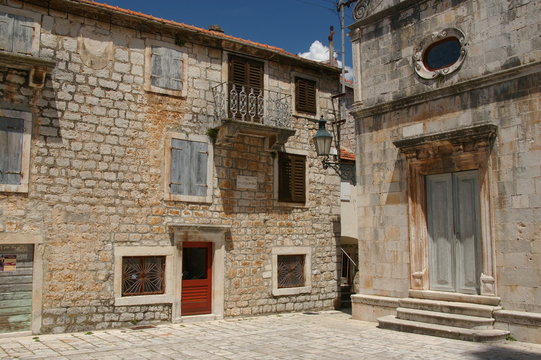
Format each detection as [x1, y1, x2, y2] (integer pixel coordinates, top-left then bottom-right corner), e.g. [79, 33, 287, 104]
[212, 82, 292, 129]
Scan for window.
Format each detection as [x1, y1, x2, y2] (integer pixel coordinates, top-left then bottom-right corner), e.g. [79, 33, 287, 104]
[272, 247, 311, 296]
[0, 110, 31, 193]
[164, 133, 213, 203]
[413, 28, 466, 80]
[295, 77, 317, 114]
[145, 40, 187, 96]
[277, 255, 305, 288]
[277, 152, 306, 204]
[121, 256, 165, 296]
[228, 55, 264, 122]
[0, 6, 40, 56]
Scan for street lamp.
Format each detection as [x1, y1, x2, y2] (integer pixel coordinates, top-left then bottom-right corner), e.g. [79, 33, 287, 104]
[312, 115, 356, 183]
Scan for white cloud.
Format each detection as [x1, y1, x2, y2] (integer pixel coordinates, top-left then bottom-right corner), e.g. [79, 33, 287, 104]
[298, 40, 355, 81]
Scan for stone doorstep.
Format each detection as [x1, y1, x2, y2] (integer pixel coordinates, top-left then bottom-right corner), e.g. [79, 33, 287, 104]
[378, 315, 509, 342]
[396, 307, 495, 330]
[494, 310, 541, 327]
[409, 290, 501, 306]
[399, 298, 501, 318]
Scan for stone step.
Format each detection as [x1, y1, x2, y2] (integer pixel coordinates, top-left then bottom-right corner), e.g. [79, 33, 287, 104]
[378, 315, 509, 342]
[399, 298, 500, 318]
[396, 307, 495, 330]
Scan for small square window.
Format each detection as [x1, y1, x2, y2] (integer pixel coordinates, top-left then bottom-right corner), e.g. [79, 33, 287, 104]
[122, 256, 165, 296]
[295, 77, 317, 114]
[272, 247, 311, 296]
[277, 255, 305, 288]
[278, 152, 306, 204]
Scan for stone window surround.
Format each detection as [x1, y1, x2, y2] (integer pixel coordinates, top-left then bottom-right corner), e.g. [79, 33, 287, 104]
[144, 39, 188, 97]
[291, 71, 320, 118]
[394, 124, 498, 297]
[163, 132, 214, 204]
[0, 4, 41, 56]
[0, 108, 32, 194]
[113, 246, 176, 307]
[0, 233, 44, 334]
[273, 147, 309, 208]
[272, 246, 312, 296]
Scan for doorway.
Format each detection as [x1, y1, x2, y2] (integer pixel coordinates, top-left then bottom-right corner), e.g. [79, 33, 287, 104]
[426, 170, 481, 294]
[181, 242, 212, 315]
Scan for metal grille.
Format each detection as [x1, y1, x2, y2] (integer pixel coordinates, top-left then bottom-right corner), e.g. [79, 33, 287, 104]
[277, 255, 305, 288]
[122, 256, 165, 296]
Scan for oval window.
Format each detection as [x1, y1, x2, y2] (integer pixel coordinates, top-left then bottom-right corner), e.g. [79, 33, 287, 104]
[423, 37, 461, 70]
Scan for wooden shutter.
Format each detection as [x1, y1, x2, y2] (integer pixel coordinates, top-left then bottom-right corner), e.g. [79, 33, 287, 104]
[454, 171, 480, 294]
[278, 152, 306, 203]
[0, 12, 14, 52]
[151, 46, 182, 91]
[229, 55, 264, 89]
[12, 14, 34, 55]
[0, 117, 24, 185]
[170, 139, 208, 197]
[295, 77, 316, 114]
[427, 173, 455, 292]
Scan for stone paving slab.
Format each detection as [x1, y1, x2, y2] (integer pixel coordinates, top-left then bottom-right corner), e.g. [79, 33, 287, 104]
[1, 311, 541, 359]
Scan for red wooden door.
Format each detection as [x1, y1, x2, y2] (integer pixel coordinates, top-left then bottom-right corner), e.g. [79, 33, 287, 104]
[181, 242, 212, 315]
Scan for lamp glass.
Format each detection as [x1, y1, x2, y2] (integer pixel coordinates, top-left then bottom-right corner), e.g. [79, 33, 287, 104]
[313, 130, 333, 156]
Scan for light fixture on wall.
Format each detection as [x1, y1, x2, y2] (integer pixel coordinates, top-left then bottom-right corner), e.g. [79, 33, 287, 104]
[312, 115, 355, 183]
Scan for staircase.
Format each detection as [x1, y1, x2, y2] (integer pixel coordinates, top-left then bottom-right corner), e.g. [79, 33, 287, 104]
[378, 297, 509, 342]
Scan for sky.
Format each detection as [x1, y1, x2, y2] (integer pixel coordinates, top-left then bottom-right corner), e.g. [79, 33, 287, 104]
[98, 0, 355, 78]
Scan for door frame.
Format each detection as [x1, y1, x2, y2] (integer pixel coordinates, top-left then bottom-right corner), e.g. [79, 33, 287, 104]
[394, 124, 497, 296]
[172, 225, 226, 322]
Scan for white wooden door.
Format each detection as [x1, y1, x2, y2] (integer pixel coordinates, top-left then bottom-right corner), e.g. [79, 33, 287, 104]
[427, 171, 481, 294]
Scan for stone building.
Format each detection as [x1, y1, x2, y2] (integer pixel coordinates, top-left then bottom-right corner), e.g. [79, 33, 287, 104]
[349, 0, 541, 343]
[0, 0, 343, 334]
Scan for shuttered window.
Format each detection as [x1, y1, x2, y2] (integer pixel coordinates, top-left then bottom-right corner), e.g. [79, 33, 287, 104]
[170, 139, 209, 197]
[0, 117, 24, 185]
[150, 46, 183, 91]
[229, 55, 264, 90]
[278, 152, 306, 204]
[0, 11, 34, 55]
[295, 77, 317, 114]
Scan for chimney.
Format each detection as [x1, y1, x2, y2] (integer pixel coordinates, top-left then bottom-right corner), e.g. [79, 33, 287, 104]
[328, 25, 336, 66]
[208, 25, 224, 33]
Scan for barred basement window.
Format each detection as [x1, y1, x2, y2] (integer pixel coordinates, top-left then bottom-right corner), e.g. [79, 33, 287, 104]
[277, 254, 305, 288]
[122, 256, 165, 296]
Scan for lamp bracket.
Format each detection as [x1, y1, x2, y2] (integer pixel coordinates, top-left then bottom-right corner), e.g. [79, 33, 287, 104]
[322, 157, 356, 184]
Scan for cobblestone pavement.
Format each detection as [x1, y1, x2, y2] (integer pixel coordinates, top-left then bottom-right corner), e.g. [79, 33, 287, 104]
[1, 311, 541, 359]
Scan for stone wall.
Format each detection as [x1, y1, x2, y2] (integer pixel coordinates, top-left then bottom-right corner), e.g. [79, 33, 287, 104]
[349, 0, 541, 312]
[0, 0, 341, 333]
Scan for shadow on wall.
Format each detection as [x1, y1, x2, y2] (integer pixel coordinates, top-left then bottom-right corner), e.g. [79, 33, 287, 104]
[469, 345, 541, 360]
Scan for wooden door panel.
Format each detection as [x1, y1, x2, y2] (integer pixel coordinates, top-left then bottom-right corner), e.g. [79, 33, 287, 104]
[182, 242, 212, 315]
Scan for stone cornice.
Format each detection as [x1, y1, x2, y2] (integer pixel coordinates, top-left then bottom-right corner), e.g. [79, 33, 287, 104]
[351, 60, 541, 119]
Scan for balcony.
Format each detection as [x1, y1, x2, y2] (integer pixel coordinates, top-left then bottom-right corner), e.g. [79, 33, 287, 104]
[211, 82, 295, 150]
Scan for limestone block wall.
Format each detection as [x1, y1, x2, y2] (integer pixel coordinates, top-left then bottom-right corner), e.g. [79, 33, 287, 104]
[353, 0, 541, 107]
[350, 0, 541, 310]
[0, 0, 341, 333]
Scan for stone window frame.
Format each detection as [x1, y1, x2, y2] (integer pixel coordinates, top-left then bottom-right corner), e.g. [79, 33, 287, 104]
[291, 71, 320, 118]
[272, 246, 312, 296]
[113, 246, 176, 306]
[0, 5, 41, 57]
[413, 28, 467, 80]
[274, 147, 309, 207]
[0, 109, 32, 194]
[144, 39, 188, 97]
[163, 132, 214, 204]
[393, 124, 498, 296]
